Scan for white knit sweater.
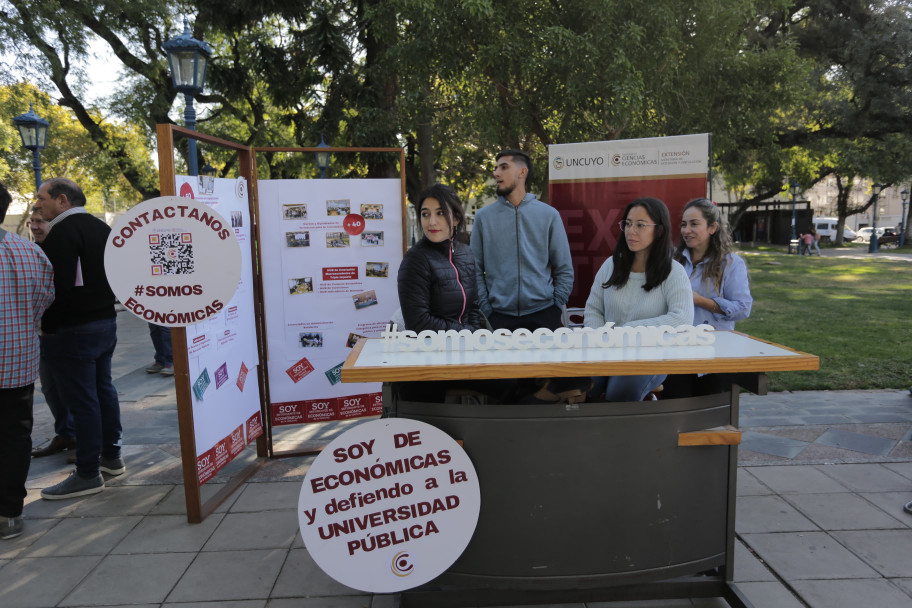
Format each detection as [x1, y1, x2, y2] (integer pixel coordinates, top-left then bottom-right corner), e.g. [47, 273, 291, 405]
[583, 258, 694, 328]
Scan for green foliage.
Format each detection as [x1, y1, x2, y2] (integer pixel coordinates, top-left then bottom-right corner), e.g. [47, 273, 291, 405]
[0, 82, 150, 210]
[1, 0, 909, 210]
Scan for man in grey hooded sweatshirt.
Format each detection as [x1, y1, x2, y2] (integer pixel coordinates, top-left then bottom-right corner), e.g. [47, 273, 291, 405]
[471, 149, 574, 331]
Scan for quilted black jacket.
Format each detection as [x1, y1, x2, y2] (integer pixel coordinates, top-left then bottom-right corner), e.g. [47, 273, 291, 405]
[397, 237, 482, 332]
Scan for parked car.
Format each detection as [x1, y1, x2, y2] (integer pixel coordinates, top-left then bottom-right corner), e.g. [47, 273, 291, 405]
[812, 217, 857, 242]
[854, 226, 895, 243]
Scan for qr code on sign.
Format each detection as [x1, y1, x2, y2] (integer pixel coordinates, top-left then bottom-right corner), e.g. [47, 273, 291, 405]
[149, 232, 194, 275]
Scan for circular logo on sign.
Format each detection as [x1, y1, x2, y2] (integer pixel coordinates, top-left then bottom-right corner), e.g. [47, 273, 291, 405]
[611, 153, 622, 166]
[298, 418, 480, 593]
[104, 195, 242, 327]
[343, 213, 366, 236]
[552, 156, 564, 170]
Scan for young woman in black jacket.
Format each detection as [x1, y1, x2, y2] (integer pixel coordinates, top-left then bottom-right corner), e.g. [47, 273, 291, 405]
[397, 184, 482, 332]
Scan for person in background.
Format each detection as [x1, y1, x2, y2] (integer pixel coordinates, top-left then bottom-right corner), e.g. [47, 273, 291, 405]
[0, 183, 55, 539]
[584, 197, 693, 401]
[800, 230, 814, 255]
[664, 198, 753, 398]
[471, 149, 573, 331]
[809, 225, 821, 255]
[145, 325, 174, 376]
[27, 208, 77, 459]
[28, 209, 49, 243]
[397, 184, 482, 332]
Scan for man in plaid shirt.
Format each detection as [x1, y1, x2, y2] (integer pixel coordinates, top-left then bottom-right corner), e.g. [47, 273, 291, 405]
[0, 182, 54, 540]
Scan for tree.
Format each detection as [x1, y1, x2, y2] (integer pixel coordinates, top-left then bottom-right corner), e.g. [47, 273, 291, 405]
[2, 0, 909, 215]
[0, 82, 151, 220]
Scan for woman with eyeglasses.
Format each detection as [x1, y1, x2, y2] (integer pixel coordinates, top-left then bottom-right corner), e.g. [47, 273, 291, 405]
[584, 197, 694, 401]
[397, 184, 482, 332]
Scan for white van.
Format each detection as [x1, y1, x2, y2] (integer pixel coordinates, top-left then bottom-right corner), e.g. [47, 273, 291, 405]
[813, 217, 857, 242]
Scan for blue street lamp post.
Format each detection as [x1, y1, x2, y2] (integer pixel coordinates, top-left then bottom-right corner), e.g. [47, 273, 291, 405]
[163, 17, 212, 176]
[12, 103, 50, 191]
[315, 135, 330, 179]
[901, 189, 908, 248]
[868, 184, 883, 254]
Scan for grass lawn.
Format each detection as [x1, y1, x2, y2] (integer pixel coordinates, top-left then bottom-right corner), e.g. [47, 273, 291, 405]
[735, 251, 912, 391]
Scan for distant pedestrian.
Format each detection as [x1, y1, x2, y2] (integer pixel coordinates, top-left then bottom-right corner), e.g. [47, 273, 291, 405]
[809, 226, 821, 255]
[801, 231, 814, 255]
[0, 183, 55, 539]
[34, 178, 124, 500]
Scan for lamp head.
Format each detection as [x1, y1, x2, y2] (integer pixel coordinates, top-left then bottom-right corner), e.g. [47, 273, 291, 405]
[12, 102, 50, 150]
[163, 16, 212, 94]
[315, 134, 331, 172]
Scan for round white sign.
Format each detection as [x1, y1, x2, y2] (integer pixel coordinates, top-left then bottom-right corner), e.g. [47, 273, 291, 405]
[104, 195, 242, 327]
[298, 418, 480, 593]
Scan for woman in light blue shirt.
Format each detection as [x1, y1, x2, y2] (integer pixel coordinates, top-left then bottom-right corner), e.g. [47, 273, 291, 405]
[674, 198, 752, 330]
[665, 198, 753, 398]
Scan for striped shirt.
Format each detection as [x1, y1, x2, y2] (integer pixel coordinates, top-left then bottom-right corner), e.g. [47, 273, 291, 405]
[0, 229, 55, 388]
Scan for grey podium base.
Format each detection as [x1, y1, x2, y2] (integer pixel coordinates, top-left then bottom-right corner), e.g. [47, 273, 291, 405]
[373, 576, 755, 607]
[381, 378, 763, 608]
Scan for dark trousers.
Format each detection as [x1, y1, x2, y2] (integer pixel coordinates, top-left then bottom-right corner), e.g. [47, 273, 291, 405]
[38, 340, 75, 440]
[0, 385, 34, 517]
[148, 323, 173, 366]
[43, 318, 122, 478]
[488, 304, 563, 331]
[661, 373, 734, 399]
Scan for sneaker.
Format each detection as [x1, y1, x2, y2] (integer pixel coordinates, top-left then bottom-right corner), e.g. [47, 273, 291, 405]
[146, 362, 164, 374]
[0, 517, 23, 540]
[32, 435, 76, 458]
[159, 365, 174, 376]
[100, 456, 125, 476]
[41, 471, 104, 500]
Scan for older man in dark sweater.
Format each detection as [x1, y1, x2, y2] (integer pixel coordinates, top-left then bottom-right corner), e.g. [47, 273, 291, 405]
[34, 178, 124, 500]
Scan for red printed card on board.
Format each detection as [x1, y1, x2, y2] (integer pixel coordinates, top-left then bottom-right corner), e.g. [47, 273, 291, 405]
[339, 394, 369, 419]
[246, 411, 263, 443]
[285, 357, 315, 383]
[237, 362, 249, 391]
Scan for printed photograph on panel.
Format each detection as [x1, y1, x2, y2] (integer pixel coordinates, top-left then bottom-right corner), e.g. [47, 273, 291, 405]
[346, 332, 367, 348]
[361, 204, 384, 220]
[352, 289, 378, 310]
[361, 231, 384, 246]
[288, 277, 313, 294]
[285, 231, 310, 247]
[283, 204, 307, 220]
[231, 211, 243, 228]
[326, 232, 350, 248]
[365, 262, 389, 278]
[299, 332, 324, 348]
[327, 199, 351, 216]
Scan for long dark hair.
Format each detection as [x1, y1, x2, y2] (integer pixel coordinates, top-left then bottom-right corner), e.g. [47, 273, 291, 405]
[603, 197, 673, 292]
[416, 184, 467, 243]
[673, 198, 734, 293]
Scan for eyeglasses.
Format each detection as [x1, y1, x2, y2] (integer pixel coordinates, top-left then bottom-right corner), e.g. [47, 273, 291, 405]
[619, 220, 658, 233]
